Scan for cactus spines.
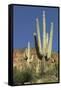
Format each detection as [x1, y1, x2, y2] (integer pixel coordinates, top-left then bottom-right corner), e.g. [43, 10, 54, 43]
[47, 22, 53, 58]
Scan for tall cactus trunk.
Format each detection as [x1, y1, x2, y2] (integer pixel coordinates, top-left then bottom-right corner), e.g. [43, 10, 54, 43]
[33, 33, 43, 74]
[40, 11, 46, 74]
[33, 33, 45, 74]
[41, 56, 46, 76]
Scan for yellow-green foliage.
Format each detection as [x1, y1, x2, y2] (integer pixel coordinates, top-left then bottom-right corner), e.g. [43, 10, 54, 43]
[13, 58, 58, 85]
[13, 66, 34, 85]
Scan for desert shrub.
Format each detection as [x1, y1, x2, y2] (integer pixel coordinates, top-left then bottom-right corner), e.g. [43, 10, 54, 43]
[54, 61, 58, 77]
[43, 62, 58, 81]
[13, 66, 34, 85]
[37, 62, 58, 83]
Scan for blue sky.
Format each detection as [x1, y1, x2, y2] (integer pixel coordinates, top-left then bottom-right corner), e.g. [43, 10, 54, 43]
[13, 5, 59, 52]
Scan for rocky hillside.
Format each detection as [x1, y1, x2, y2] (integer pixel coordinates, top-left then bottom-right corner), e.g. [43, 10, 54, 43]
[13, 48, 59, 71]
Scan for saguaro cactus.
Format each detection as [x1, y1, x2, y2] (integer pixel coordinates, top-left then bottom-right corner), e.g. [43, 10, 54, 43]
[33, 11, 53, 74]
[24, 41, 33, 66]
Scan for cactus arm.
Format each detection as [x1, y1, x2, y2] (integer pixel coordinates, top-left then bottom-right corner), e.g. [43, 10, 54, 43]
[27, 41, 30, 64]
[36, 18, 42, 54]
[25, 48, 28, 56]
[46, 33, 48, 47]
[33, 33, 43, 60]
[43, 11, 46, 56]
[47, 22, 53, 58]
[23, 48, 28, 60]
[45, 33, 48, 55]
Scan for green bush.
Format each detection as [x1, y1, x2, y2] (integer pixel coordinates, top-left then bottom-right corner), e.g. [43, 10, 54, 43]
[13, 67, 33, 85]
